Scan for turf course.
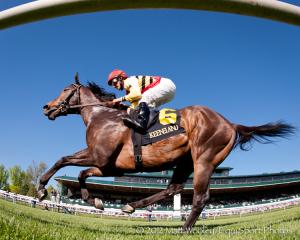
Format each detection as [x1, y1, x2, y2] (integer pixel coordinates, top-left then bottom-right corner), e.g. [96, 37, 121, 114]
[0, 199, 299, 240]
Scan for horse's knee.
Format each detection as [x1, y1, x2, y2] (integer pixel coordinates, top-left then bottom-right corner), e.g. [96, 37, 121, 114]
[53, 156, 72, 170]
[78, 170, 85, 181]
[39, 175, 47, 186]
[78, 170, 90, 184]
[54, 158, 68, 168]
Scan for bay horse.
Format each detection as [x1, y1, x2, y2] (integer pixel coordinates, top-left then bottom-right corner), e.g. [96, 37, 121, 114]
[39, 76, 295, 231]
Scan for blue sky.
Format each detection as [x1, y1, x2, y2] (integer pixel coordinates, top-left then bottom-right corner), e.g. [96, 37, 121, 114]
[0, 1, 299, 185]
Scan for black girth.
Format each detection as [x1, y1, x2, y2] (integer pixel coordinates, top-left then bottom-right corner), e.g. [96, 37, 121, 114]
[132, 131, 143, 171]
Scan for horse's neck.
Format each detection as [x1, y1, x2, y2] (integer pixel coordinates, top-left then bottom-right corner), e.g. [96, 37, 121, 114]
[79, 87, 114, 126]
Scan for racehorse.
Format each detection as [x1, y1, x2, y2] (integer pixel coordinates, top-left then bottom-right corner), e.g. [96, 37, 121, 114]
[39, 76, 295, 231]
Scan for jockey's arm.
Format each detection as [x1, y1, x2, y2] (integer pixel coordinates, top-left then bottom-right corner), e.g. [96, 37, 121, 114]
[121, 77, 142, 108]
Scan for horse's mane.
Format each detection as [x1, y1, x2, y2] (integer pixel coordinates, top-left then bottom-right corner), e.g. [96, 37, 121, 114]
[86, 81, 116, 102]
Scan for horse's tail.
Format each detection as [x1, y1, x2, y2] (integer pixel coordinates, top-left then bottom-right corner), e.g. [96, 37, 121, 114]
[233, 121, 296, 151]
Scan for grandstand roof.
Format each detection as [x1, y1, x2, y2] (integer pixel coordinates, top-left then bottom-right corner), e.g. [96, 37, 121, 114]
[123, 167, 233, 178]
[116, 168, 300, 180]
[55, 169, 300, 195]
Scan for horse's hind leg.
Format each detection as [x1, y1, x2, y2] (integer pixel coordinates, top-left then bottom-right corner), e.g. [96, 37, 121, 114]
[122, 156, 193, 213]
[182, 131, 236, 231]
[182, 158, 213, 232]
[38, 148, 91, 201]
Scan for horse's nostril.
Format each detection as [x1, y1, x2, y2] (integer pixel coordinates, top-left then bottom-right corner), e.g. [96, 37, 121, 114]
[43, 105, 49, 110]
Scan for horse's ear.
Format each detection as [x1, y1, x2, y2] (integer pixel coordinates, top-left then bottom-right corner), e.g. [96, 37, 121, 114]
[74, 72, 80, 84]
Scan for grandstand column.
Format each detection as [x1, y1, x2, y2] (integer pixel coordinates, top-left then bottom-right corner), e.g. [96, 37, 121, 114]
[174, 193, 181, 210]
[173, 193, 181, 218]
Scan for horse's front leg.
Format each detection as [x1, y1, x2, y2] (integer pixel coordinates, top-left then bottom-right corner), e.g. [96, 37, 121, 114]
[78, 167, 104, 209]
[38, 148, 91, 201]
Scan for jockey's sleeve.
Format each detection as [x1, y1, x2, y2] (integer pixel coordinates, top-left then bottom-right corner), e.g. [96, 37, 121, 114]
[122, 77, 142, 102]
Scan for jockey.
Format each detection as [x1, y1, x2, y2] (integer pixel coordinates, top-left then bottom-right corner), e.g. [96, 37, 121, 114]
[108, 69, 176, 132]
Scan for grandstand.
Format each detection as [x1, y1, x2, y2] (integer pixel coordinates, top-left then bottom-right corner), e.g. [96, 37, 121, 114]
[55, 167, 300, 211]
[2, 166, 300, 220]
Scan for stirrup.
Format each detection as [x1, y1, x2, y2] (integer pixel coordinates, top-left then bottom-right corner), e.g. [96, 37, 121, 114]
[122, 117, 147, 134]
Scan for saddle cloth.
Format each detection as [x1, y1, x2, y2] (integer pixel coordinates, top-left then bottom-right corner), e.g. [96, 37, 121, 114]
[131, 108, 185, 146]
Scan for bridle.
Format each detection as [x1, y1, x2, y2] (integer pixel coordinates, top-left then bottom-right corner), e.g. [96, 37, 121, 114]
[56, 83, 112, 113]
[55, 83, 81, 113]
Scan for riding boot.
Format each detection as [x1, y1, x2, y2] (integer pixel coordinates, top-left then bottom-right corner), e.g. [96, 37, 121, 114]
[122, 102, 150, 134]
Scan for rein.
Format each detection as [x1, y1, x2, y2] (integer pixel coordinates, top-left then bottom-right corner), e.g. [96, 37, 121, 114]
[69, 102, 111, 109]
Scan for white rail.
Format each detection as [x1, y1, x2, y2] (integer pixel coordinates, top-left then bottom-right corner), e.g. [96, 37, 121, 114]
[1, 190, 299, 219]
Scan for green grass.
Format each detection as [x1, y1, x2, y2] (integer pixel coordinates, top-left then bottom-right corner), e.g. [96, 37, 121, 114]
[0, 199, 299, 240]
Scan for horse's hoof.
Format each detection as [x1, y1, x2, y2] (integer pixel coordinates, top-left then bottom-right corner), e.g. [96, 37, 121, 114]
[94, 198, 104, 210]
[38, 189, 48, 201]
[122, 204, 135, 214]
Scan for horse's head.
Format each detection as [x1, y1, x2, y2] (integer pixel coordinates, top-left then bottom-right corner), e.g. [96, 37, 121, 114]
[43, 74, 82, 120]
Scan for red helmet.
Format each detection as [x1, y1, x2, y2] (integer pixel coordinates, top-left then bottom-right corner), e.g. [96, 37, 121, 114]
[107, 69, 128, 85]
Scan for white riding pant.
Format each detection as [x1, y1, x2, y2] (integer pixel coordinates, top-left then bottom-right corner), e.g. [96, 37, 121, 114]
[139, 78, 176, 108]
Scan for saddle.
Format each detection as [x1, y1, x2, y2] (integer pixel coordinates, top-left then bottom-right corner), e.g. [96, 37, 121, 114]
[129, 108, 185, 171]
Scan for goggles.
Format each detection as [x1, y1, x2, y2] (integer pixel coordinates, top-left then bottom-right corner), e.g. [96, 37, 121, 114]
[112, 77, 122, 86]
